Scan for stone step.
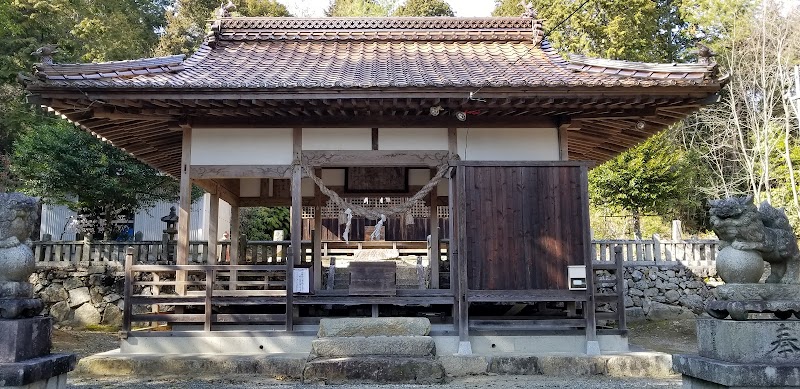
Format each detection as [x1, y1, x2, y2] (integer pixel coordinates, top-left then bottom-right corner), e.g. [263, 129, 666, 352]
[318, 317, 430, 337]
[312, 336, 435, 357]
[303, 356, 445, 384]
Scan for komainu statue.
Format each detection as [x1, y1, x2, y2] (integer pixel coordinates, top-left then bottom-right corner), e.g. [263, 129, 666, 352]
[0, 192, 42, 318]
[709, 195, 800, 284]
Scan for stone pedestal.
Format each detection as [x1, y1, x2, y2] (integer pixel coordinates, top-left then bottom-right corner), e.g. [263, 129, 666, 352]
[674, 318, 800, 387]
[0, 318, 76, 388]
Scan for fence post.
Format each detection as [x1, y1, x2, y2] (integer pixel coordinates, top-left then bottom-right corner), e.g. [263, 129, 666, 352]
[613, 245, 626, 331]
[122, 246, 134, 334]
[652, 234, 661, 264]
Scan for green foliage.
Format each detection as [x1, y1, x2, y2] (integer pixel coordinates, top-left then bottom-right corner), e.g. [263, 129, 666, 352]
[491, 0, 722, 62]
[325, 0, 394, 16]
[589, 132, 696, 239]
[240, 207, 291, 240]
[155, 0, 291, 56]
[11, 122, 182, 236]
[393, 0, 453, 16]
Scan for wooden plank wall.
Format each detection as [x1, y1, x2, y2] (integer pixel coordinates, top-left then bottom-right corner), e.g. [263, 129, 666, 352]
[302, 218, 449, 241]
[462, 165, 588, 290]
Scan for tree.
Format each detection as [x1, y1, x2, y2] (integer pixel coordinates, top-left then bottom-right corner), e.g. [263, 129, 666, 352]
[393, 0, 454, 16]
[11, 122, 182, 239]
[589, 132, 696, 239]
[240, 207, 291, 240]
[325, 0, 395, 16]
[155, 0, 291, 56]
[677, 2, 800, 229]
[491, 0, 702, 62]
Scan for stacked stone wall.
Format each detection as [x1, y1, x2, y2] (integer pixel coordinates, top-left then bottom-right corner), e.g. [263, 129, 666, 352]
[32, 266, 125, 328]
[623, 265, 720, 321]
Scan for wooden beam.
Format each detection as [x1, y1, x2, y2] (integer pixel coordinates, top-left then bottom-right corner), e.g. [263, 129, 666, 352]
[176, 126, 192, 295]
[191, 165, 293, 179]
[193, 179, 239, 207]
[303, 150, 449, 167]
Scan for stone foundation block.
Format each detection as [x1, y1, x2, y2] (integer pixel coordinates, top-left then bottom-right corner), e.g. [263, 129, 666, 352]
[438, 355, 488, 377]
[303, 356, 444, 384]
[311, 336, 435, 357]
[0, 317, 52, 363]
[317, 317, 430, 337]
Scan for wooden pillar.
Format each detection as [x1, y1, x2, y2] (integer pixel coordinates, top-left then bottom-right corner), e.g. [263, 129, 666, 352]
[455, 164, 470, 354]
[428, 168, 439, 289]
[177, 126, 192, 295]
[558, 122, 571, 161]
[313, 168, 323, 292]
[580, 165, 599, 355]
[208, 192, 219, 263]
[287, 128, 302, 331]
[229, 205, 239, 290]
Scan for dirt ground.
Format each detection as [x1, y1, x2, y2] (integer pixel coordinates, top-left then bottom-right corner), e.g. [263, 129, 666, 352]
[52, 317, 700, 358]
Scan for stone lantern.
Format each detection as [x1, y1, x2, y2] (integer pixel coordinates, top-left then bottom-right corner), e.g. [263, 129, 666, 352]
[0, 193, 75, 388]
[160, 206, 179, 262]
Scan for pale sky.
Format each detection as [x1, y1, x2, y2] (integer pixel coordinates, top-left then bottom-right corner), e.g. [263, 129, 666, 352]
[278, 0, 496, 17]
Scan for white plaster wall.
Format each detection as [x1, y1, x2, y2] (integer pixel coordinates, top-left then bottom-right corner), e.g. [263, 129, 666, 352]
[457, 128, 559, 161]
[378, 128, 448, 150]
[302, 128, 372, 150]
[409, 169, 431, 185]
[240, 178, 261, 197]
[191, 128, 293, 165]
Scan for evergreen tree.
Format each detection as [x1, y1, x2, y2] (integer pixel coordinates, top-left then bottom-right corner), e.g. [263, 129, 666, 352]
[325, 0, 395, 16]
[393, 0, 454, 16]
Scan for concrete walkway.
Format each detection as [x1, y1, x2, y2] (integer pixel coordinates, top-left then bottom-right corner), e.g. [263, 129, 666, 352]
[68, 375, 681, 388]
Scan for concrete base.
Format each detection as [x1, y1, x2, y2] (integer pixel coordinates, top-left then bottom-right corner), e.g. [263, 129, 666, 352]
[0, 354, 76, 387]
[434, 334, 628, 355]
[121, 332, 315, 354]
[122, 332, 628, 355]
[674, 354, 800, 387]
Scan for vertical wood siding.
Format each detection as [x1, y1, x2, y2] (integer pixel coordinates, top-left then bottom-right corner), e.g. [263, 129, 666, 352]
[461, 165, 589, 290]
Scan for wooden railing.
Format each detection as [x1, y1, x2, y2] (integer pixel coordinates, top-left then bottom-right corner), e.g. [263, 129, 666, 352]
[592, 237, 718, 267]
[34, 237, 716, 268]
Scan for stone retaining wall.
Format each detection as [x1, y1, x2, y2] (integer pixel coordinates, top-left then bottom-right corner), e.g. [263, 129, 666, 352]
[30, 263, 721, 328]
[32, 266, 125, 328]
[623, 264, 719, 321]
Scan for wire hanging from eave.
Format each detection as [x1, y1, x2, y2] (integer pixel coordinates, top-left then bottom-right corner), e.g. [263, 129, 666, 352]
[469, 0, 594, 101]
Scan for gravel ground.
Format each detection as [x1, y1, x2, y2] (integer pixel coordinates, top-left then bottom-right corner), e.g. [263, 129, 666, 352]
[69, 375, 681, 389]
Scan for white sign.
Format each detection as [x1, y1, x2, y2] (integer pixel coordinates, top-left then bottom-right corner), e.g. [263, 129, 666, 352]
[293, 268, 310, 294]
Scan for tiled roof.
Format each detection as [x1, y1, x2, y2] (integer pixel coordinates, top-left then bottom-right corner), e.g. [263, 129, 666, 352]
[31, 17, 717, 91]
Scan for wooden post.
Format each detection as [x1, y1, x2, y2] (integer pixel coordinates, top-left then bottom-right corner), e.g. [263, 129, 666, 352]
[177, 126, 192, 295]
[205, 268, 214, 332]
[229, 205, 240, 291]
[313, 168, 323, 293]
[122, 246, 134, 334]
[614, 246, 627, 332]
[208, 192, 219, 263]
[287, 128, 302, 331]
[455, 165, 471, 354]
[428, 167, 440, 289]
[580, 165, 599, 355]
